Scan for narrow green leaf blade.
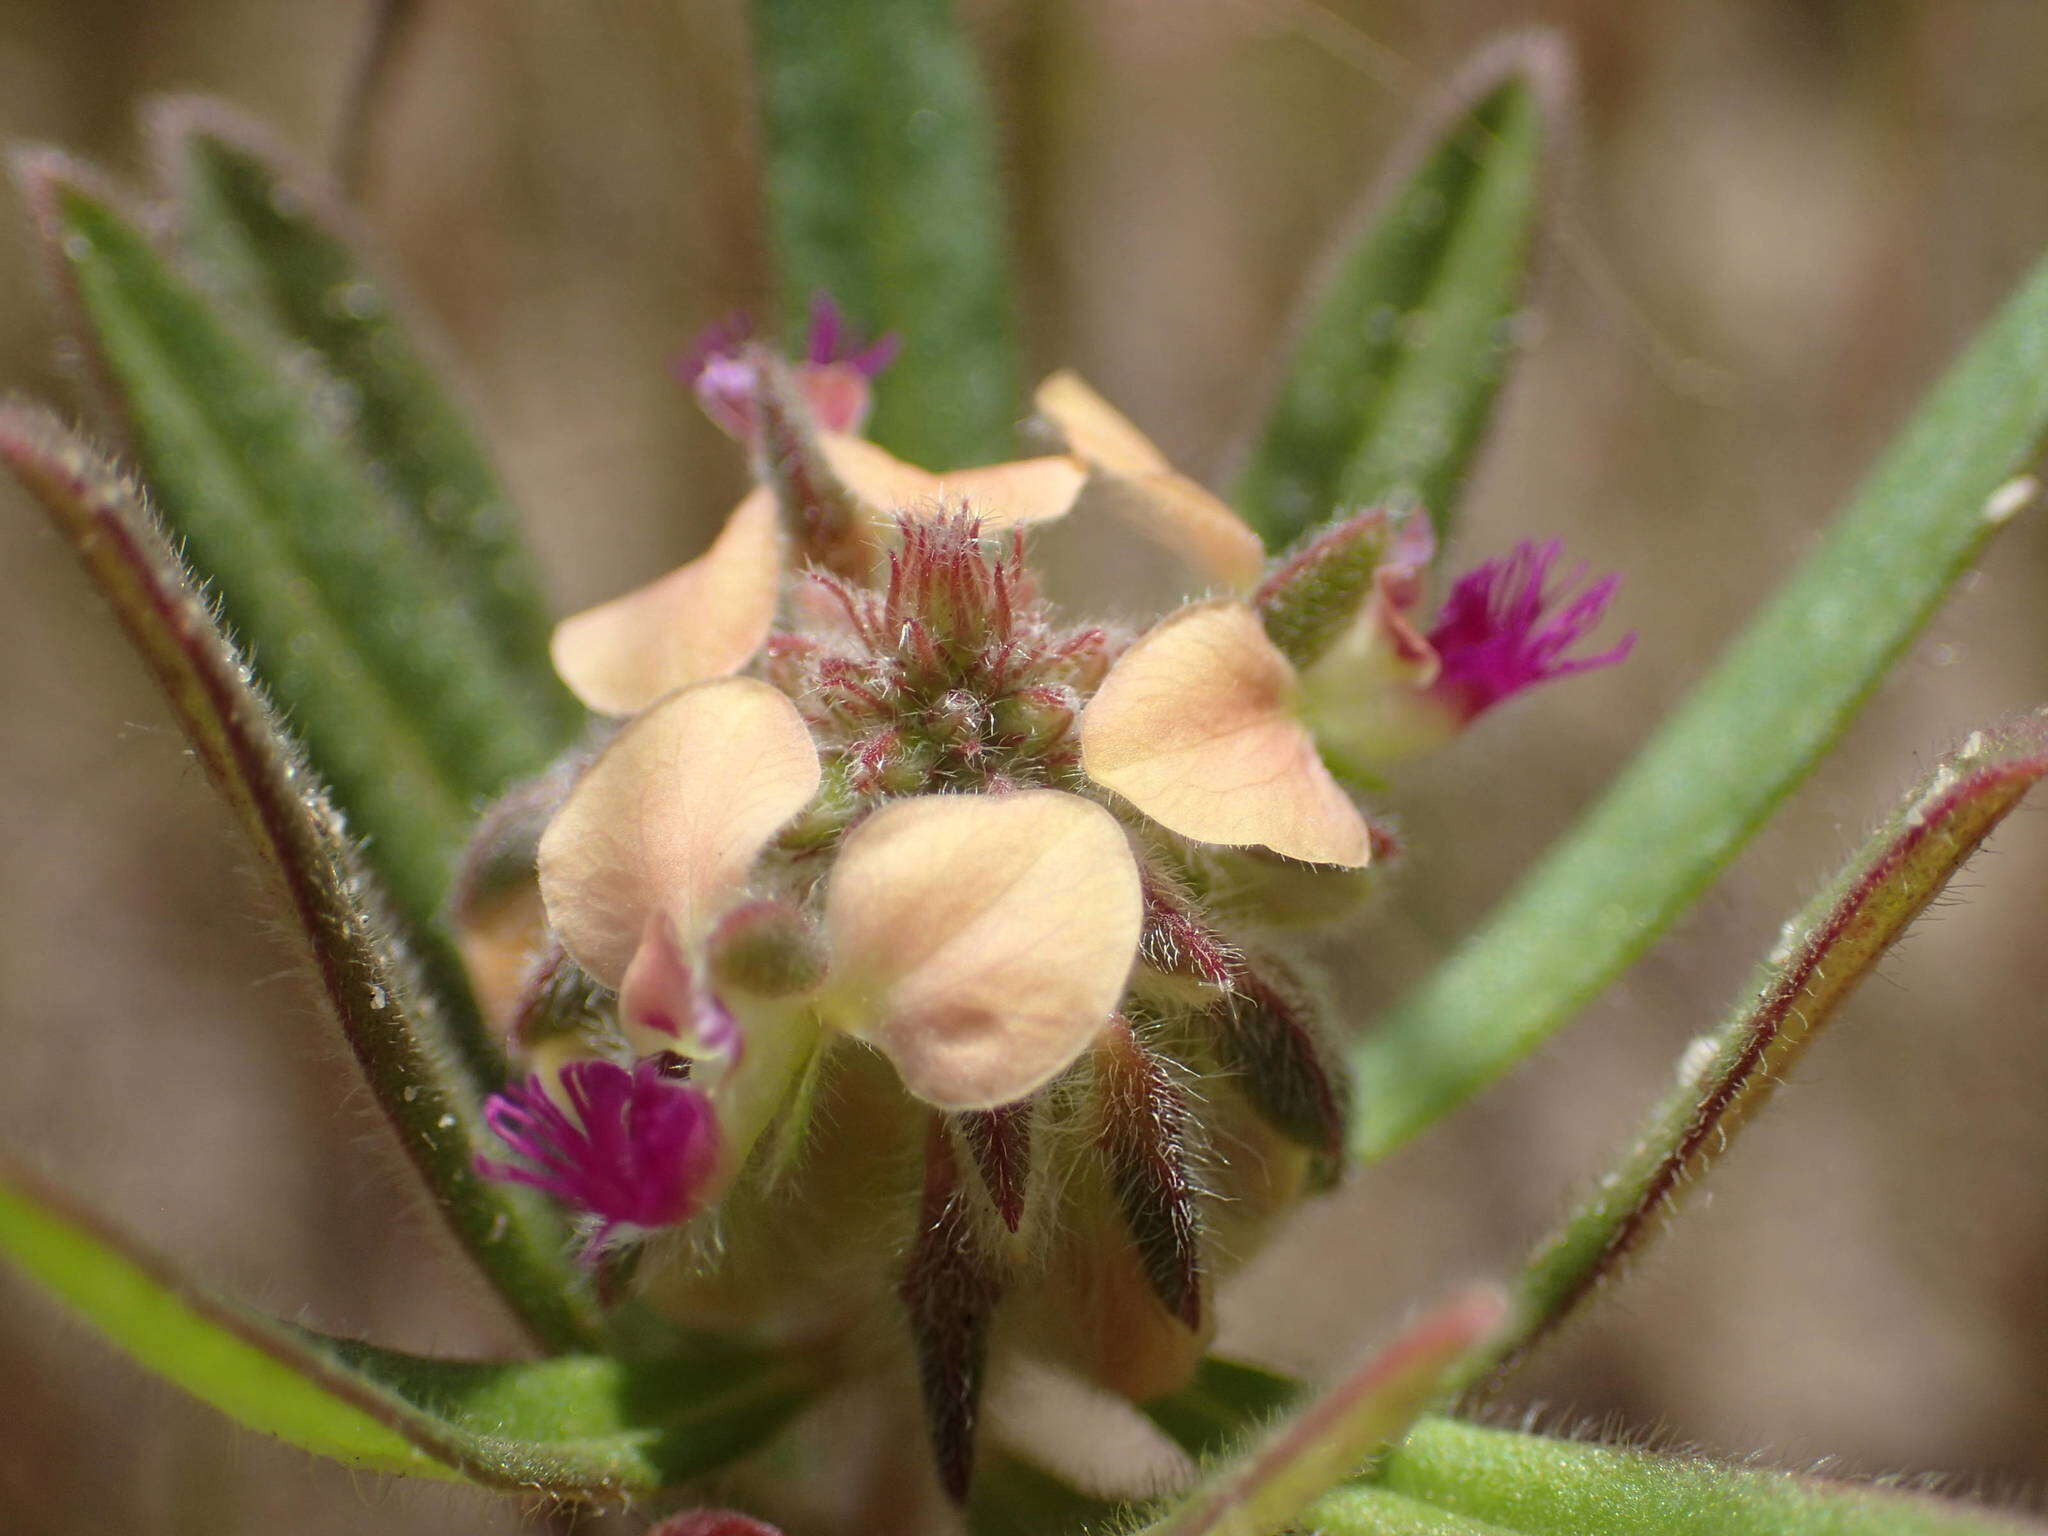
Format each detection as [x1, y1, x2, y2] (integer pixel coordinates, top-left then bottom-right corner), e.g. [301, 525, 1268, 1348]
[1364, 1417, 2044, 1536]
[1142, 1289, 1505, 1536]
[18, 154, 564, 933]
[1354, 246, 2048, 1163]
[1473, 719, 2048, 1390]
[0, 1159, 441, 1477]
[1234, 33, 1560, 549]
[0, 403, 601, 1349]
[751, 0, 1020, 468]
[146, 99, 581, 746]
[0, 1160, 813, 1493]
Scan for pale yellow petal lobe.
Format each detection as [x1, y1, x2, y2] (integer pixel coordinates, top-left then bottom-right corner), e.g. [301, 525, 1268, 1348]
[1034, 369, 1170, 475]
[939, 457, 1087, 528]
[1080, 601, 1371, 867]
[817, 435, 1085, 531]
[1035, 371, 1265, 591]
[537, 679, 822, 984]
[550, 495, 783, 716]
[819, 433, 944, 515]
[1101, 471, 1267, 592]
[821, 791, 1142, 1110]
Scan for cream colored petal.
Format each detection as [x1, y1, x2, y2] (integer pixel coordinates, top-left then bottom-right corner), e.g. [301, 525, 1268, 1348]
[1034, 369, 1170, 475]
[550, 495, 783, 716]
[1080, 601, 1371, 867]
[820, 791, 1142, 1111]
[1035, 371, 1264, 591]
[537, 679, 821, 985]
[938, 456, 1088, 528]
[1107, 470, 1266, 591]
[818, 433, 944, 514]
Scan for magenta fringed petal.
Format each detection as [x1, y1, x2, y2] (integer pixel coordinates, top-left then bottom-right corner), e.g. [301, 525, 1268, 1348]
[1426, 539, 1635, 720]
[477, 1057, 720, 1258]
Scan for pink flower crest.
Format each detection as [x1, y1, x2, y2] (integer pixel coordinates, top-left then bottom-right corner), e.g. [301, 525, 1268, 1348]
[1425, 538, 1635, 721]
[678, 293, 898, 440]
[478, 1056, 721, 1261]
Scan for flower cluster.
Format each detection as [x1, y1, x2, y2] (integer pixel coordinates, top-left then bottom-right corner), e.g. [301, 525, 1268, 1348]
[460, 301, 1632, 1500]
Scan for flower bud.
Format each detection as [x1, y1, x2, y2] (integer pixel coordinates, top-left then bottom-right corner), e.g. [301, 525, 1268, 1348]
[989, 682, 1077, 754]
[706, 900, 827, 999]
[1255, 505, 1427, 669]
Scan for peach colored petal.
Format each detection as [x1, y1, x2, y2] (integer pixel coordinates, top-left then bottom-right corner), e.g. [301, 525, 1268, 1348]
[1034, 371, 1264, 591]
[1034, 369, 1170, 476]
[537, 679, 821, 985]
[1079, 601, 1371, 867]
[818, 433, 943, 515]
[814, 435, 1085, 532]
[550, 494, 783, 716]
[1101, 470, 1267, 592]
[819, 791, 1142, 1110]
[939, 456, 1088, 528]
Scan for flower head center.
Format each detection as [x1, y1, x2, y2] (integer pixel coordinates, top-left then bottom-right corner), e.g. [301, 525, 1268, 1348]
[768, 512, 1113, 798]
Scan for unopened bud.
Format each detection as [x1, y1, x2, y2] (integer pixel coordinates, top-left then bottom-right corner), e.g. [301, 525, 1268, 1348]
[510, 945, 613, 1080]
[706, 900, 827, 998]
[1255, 505, 1426, 670]
[447, 755, 585, 926]
[991, 683, 1077, 754]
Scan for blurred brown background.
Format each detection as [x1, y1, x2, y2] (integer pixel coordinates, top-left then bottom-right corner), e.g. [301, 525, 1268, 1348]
[4, 1, 2048, 1531]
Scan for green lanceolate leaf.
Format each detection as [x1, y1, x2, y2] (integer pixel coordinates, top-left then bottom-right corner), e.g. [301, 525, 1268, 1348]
[0, 403, 600, 1349]
[1353, 244, 2048, 1164]
[751, 0, 1020, 468]
[1471, 719, 2048, 1391]
[0, 1161, 813, 1493]
[144, 99, 582, 748]
[16, 153, 564, 939]
[1234, 33, 1560, 550]
[1142, 1289, 1506, 1536]
[1346, 1417, 2046, 1536]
